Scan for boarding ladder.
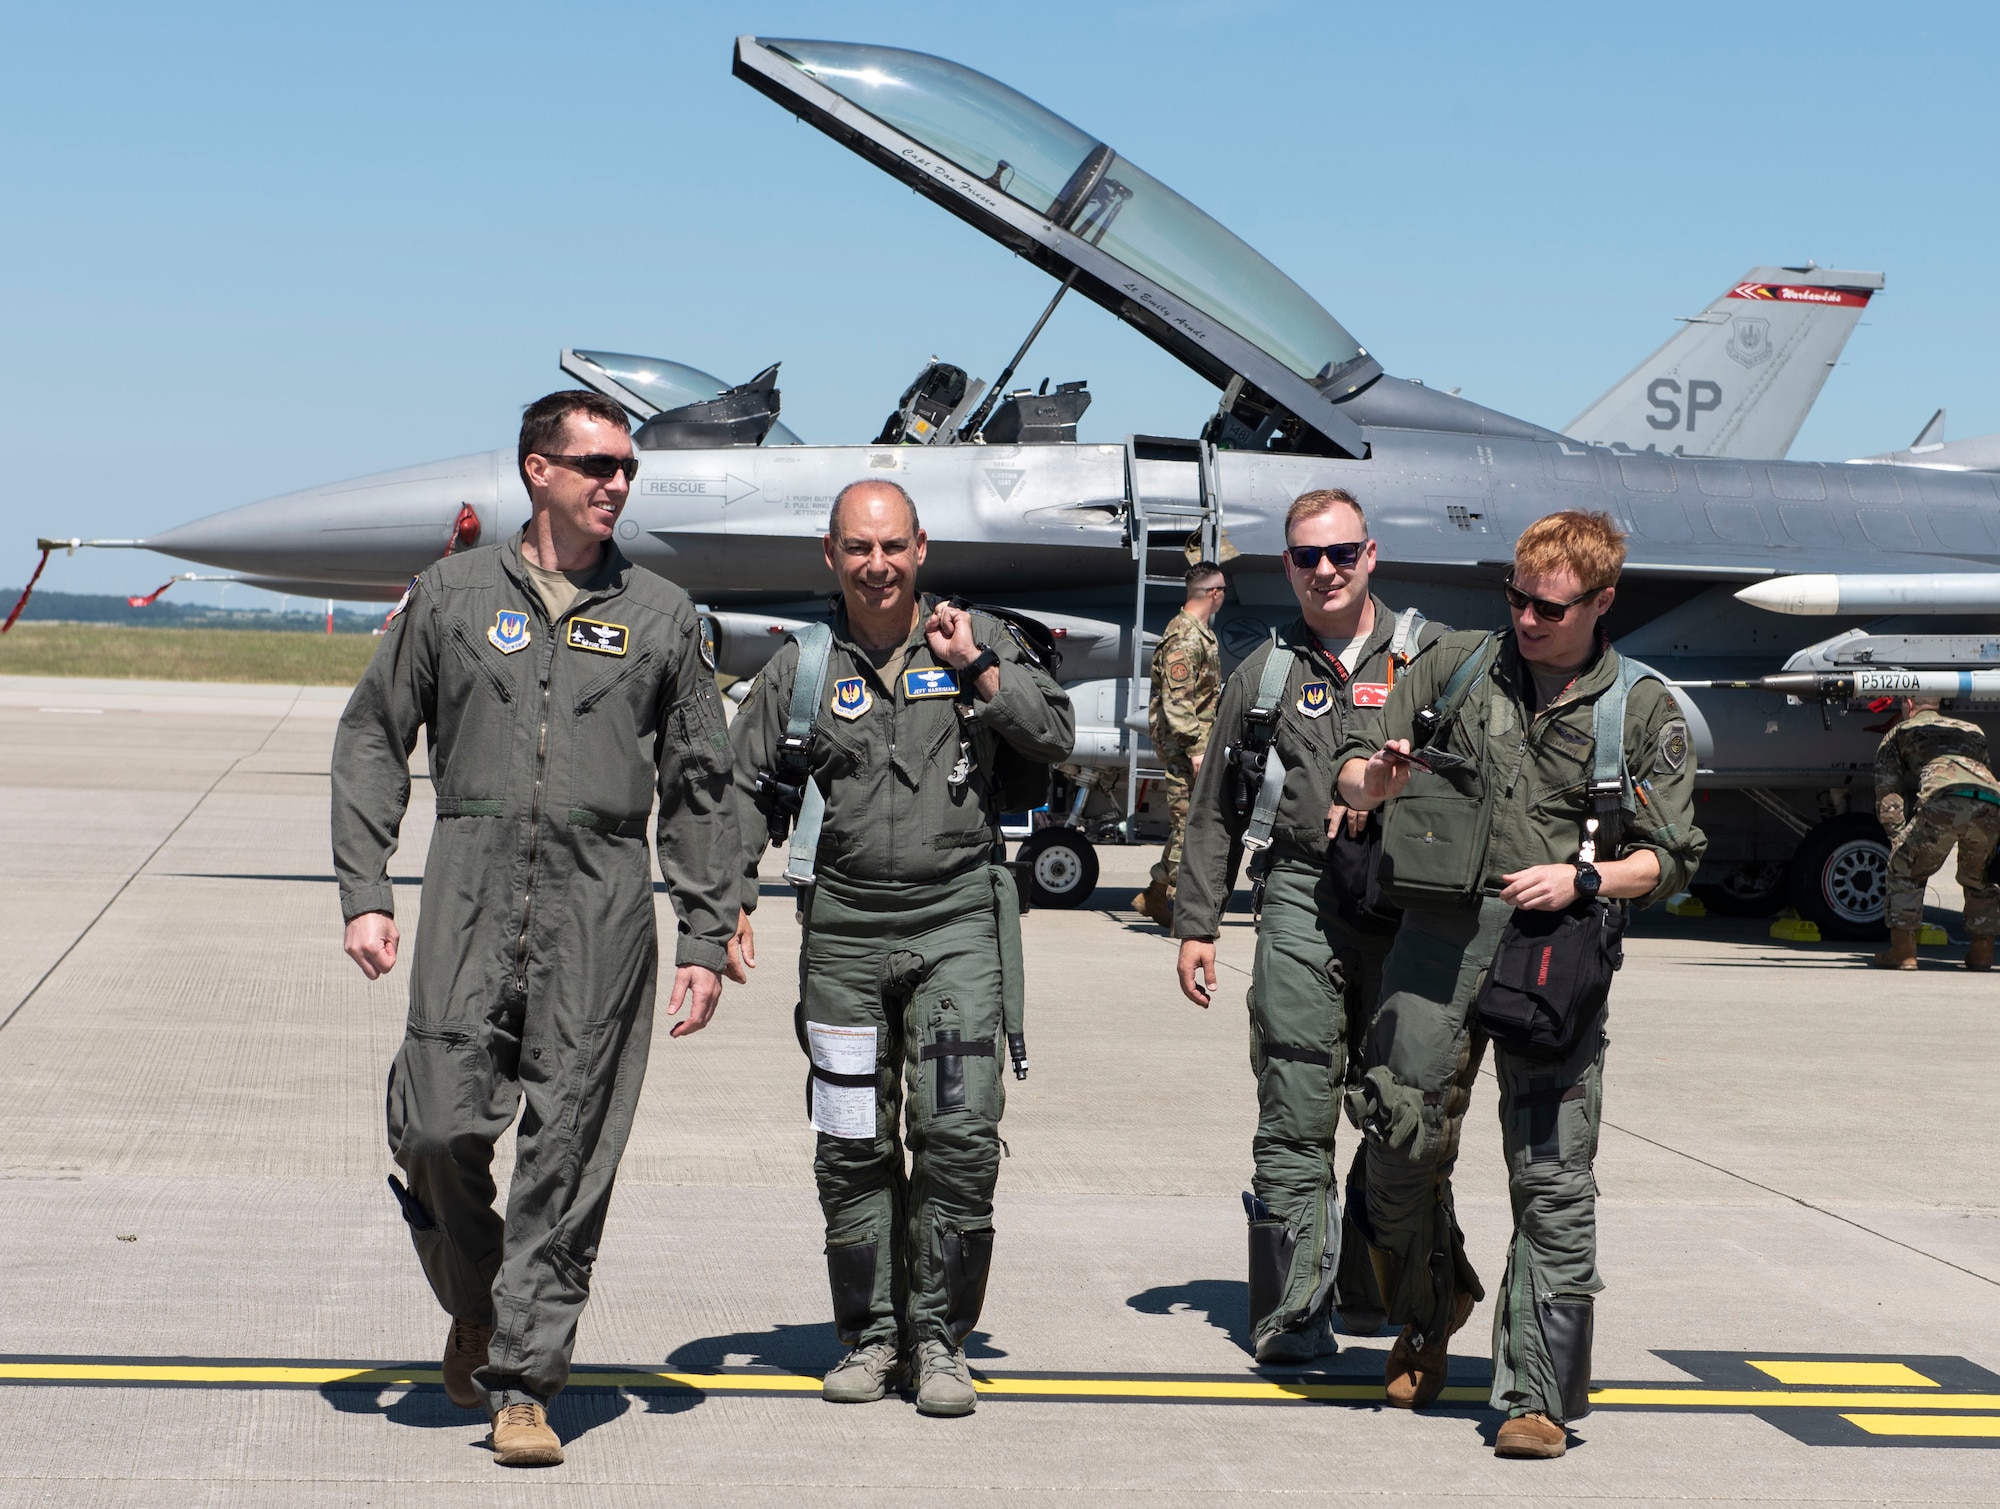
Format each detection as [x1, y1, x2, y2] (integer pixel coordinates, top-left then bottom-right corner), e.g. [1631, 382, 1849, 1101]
[1123, 436, 1224, 830]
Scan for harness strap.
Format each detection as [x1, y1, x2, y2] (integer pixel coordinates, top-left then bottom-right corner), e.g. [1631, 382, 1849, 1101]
[809, 1064, 876, 1089]
[784, 623, 835, 886]
[1587, 652, 1664, 857]
[919, 1040, 997, 1061]
[1388, 606, 1426, 664]
[1242, 638, 1298, 854]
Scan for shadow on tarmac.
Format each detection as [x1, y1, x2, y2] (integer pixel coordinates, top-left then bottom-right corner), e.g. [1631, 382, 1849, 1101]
[318, 1378, 637, 1447]
[1127, 1279, 1252, 1351]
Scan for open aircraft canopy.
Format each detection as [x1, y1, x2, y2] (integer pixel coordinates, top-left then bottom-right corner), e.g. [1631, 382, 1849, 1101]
[735, 36, 1374, 457]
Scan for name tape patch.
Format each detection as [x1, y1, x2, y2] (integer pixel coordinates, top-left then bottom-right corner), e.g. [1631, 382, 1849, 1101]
[903, 666, 961, 699]
[831, 677, 872, 719]
[488, 610, 531, 654]
[567, 618, 629, 656]
[1352, 682, 1390, 708]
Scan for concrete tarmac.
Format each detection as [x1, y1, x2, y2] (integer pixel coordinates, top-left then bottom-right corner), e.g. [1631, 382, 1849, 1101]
[1, 675, 1996, 1507]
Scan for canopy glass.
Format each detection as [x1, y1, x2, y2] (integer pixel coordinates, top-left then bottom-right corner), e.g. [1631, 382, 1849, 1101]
[570, 351, 802, 444]
[762, 39, 1364, 384]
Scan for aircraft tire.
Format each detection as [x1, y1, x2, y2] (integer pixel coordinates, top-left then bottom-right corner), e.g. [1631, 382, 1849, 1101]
[1016, 829, 1099, 910]
[1786, 813, 1891, 941]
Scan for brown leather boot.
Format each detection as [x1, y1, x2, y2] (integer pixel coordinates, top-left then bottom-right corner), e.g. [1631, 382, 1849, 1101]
[1384, 1290, 1475, 1409]
[441, 1317, 492, 1410]
[1872, 927, 1920, 970]
[1967, 937, 1994, 972]
[490, 1401, 564, 1467]
[1495, 1410, 1568, 1458]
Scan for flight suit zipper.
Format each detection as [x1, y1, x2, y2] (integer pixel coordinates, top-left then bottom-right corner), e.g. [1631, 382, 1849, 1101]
[515, 639, 556, 991]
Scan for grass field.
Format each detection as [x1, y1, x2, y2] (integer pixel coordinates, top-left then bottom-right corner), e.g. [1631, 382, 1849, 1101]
[0, 623, 377, 685]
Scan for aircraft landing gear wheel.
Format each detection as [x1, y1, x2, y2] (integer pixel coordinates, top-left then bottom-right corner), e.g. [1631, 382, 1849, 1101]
[1016, 829, 1099, 909]
[1787, 813, 1890, 941]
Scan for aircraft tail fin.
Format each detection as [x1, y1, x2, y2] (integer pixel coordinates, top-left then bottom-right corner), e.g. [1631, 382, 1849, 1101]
[1909, 407, 1946, 451]
[1565, 265, 1883, 459]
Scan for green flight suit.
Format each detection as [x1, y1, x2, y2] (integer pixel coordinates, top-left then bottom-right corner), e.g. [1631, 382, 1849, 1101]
[1175, 599, 1443, 1347]
[1334, 629, 1705, 1422]
[731, 599, 1075, 1352]
[332, 532, 739, 1411]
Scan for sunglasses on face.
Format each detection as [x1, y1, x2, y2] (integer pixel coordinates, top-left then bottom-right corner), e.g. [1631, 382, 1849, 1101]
[541, 453, 639, 482]
[1503, 577, 1605, 623]
[1285, 540, 1369, 571]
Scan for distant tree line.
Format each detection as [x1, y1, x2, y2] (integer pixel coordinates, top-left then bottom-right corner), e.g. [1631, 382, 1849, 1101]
[1, 588, 383, 634]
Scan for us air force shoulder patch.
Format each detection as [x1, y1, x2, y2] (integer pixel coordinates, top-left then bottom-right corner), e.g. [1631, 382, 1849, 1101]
[697, 616, 717, 672]
[1296, 681, 1332, 718]
[567, 618, 629, 656]
[903, 665, 960, 699]
[488, 610, 531, 654]
[1659, 718, 1690, 772]
[830, 677, 872, 720]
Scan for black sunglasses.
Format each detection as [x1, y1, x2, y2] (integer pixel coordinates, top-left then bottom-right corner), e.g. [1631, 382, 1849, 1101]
[541, 453, 639, 482]
[1502, 577, 1606, 623]
[1285, 540, 1369, 570]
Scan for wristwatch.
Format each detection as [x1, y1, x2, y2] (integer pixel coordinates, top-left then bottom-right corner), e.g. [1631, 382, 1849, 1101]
[1573, 860, 1602, 899]
[962, 644, 1000, 680]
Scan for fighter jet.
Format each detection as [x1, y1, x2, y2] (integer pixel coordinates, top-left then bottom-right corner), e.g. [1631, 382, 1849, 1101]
[25, 35, 2000, 936]
[1852, 407, 2000, 473]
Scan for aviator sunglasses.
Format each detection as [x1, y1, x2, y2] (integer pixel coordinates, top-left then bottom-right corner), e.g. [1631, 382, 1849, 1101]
[1284, 540, 1369, 570]
[540, 453, 640, 482]
[1502, 576, 1607, 622]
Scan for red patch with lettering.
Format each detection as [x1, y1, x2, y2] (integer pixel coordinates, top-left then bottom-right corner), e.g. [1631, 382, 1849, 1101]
[1352, 683, 1390, 707]
[1536, 946, 1553, 987]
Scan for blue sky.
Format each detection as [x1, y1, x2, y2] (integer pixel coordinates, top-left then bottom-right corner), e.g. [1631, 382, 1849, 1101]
[3, 0, 1995, 606]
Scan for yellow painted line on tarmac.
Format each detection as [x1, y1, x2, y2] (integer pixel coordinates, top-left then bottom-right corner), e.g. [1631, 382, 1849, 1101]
[1843, 1414, 2000, 1439]
[1750, 1360, 1937, 1387]
[0, 1363, 440, 1387]
[1588, 1387, 2000, 1411]
[967, 1377, 1486, 1403]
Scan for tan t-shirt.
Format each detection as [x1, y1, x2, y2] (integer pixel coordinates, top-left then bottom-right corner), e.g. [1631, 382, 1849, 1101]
[521, 554, 594, 622]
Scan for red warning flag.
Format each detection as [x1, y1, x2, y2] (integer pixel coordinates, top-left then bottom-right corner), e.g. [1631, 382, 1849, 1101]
[2, 548, 52, 634]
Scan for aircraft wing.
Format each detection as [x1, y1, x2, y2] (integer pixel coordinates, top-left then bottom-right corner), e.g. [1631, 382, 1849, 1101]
[1566, 266, 1882, 459]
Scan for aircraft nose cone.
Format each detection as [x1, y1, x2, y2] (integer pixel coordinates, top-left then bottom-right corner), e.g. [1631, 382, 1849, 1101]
[146, 450, 510, 589]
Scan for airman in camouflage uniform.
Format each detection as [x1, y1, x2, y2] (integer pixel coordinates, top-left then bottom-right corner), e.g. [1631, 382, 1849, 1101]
[1873, 697, 2000, 971]
[1137, 561, 1225, 926]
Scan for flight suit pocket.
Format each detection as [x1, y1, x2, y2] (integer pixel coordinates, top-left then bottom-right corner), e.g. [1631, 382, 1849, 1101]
[918, 997, 999, 1122]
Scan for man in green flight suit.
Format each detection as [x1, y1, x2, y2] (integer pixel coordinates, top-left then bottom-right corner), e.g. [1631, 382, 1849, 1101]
[726, 479, 1075, 1417]
[1135, 560, 1226, 927]
[1174, 488, 1445, 1363]
[1336, 511, 1705, 1458]
[333, 390, 741, 1467]
[1873, 694, 2000, 971]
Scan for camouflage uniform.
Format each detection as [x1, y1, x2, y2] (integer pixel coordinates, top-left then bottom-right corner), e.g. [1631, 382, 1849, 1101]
[1147, 609, 1221, 898]
[1876, 708, 2000, 935]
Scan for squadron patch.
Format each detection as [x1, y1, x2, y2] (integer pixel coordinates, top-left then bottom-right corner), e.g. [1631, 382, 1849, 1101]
[488, 610, 531, 654]
[697, 616, 717, 671]
[1168, 659, 1191, 683]
[1351, 682, 1390, 708]
[830, 677, 872, 720]
[567, 617, 629, 656]
[1659, 718, 1690, 772]
[903, 665, 960, 699]
[1296, 681, 1333, 718]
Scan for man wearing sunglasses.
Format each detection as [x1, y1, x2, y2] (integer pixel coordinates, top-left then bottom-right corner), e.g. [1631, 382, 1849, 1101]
[1174, 488, 1446, 1363]
[1134, 560, 1227, 927]
[1332, 511, 1705, 1457]
[333, 389, 741, 1467]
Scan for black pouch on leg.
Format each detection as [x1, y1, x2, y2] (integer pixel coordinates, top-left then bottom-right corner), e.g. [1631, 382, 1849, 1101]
[1474, 900, 1625, 1062]
[826, 1240, 879, 1347]
[1538, 1296, 1595, 1421]
[1243, 1192, 1295, 1339]
[940, 1226, 994, 1346]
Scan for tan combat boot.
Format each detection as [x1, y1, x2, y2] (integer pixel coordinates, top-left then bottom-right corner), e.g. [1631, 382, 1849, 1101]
[1872, 927, 1920, 970]
[441, 1317, 492, 1410]
[1967, 937, 1994, 972]
[1131, 880, 1173, 929]
[913, 1339, 977, 1417]
[1494, 1410, 1568, 1458]
[821, 1340, 902, 1403]
[1384, 1290, 1475, 1409]
[490, 1401, 564, 1467]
